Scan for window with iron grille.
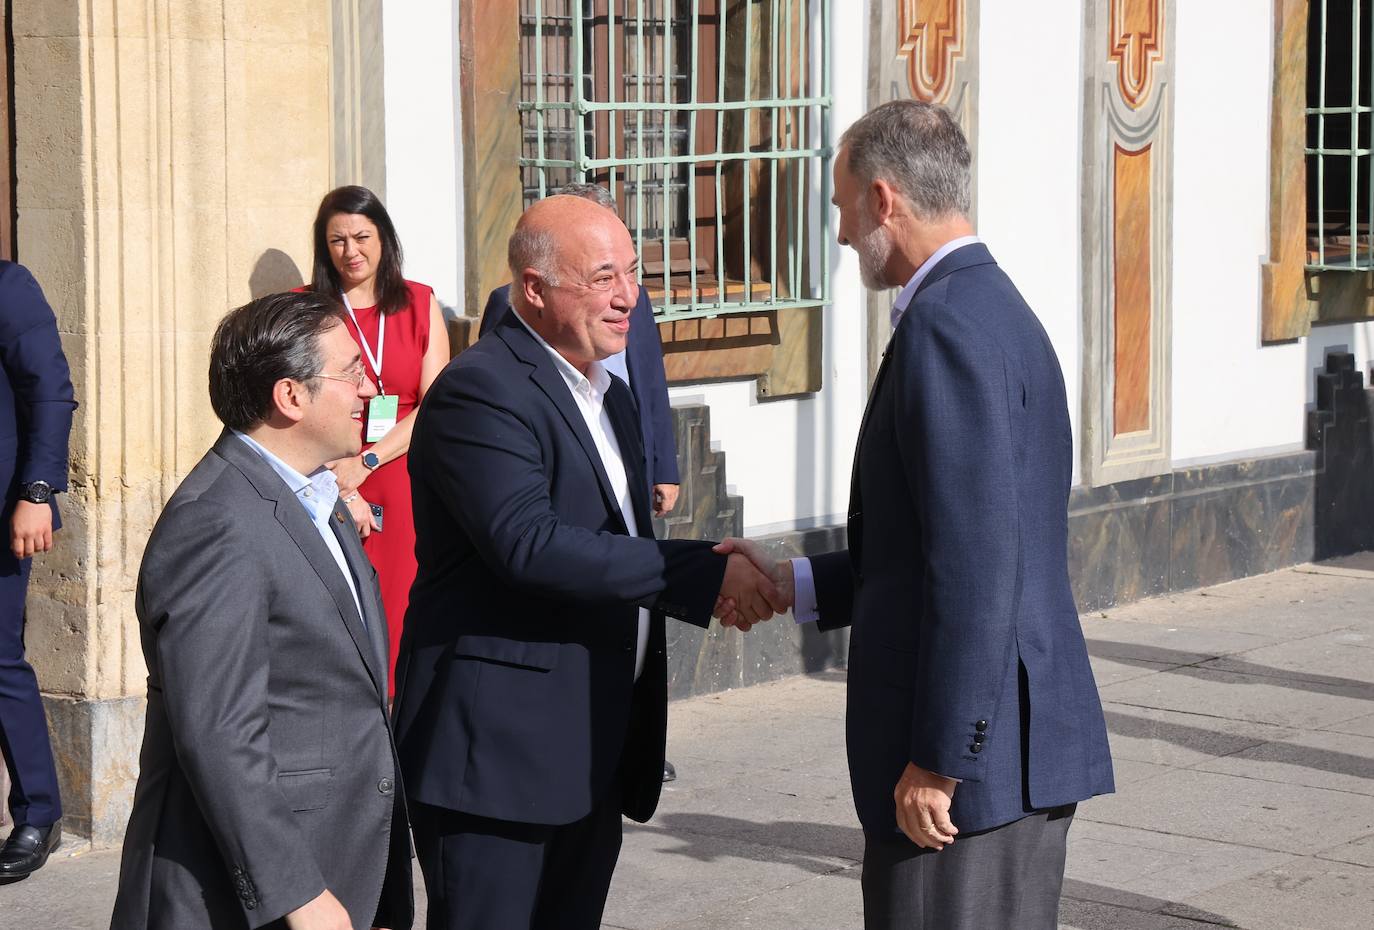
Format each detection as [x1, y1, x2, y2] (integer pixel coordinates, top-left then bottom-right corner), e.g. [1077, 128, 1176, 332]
[518, 0, 831, 321]
[1308, 0, 1374, 269]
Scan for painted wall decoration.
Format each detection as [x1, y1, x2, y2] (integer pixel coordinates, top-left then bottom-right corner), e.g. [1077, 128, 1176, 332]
[865, 0, 979, 379]
[1082, 0, 1175, 486]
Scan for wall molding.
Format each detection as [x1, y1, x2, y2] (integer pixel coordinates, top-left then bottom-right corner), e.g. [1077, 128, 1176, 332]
[1081, 0, 1175, 487]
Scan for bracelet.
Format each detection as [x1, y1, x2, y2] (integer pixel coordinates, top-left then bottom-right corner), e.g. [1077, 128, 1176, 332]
[342, 493, 359, 504]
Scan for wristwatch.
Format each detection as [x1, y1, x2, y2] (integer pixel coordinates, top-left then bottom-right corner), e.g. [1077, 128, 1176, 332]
[361, 452, 381, 471]
[20, 480, 53, 504]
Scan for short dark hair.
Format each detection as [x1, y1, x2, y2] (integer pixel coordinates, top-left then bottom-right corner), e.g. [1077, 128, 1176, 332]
[839, 100, 971, 219]
[308, 185, 410, 316]
[208, 291, 345, 431]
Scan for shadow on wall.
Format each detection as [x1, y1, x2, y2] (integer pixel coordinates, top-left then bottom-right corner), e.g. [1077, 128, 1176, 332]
[1307, 349, 1374, 559]
[249, 249, 306, 298]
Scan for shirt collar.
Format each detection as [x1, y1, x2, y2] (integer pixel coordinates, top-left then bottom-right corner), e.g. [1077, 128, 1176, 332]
[233, 430, 339, 515]
[890, 235, 982, 329]
[510, 307, 612, 397]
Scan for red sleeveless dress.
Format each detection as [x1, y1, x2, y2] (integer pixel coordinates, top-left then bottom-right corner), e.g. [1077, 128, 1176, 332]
[342, 280, 432, 697]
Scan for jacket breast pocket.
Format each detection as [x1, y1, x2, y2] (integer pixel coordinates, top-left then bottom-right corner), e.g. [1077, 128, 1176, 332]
[452, 635, 560, 672]
[277, 768, 333, 813]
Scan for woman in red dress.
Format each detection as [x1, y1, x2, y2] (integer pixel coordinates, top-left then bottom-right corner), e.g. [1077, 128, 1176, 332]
[308, 186, 450, 697]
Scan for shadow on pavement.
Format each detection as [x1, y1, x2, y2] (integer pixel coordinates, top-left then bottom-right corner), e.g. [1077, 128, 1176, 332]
[625, 812, 863, 872]
[1060, 879, 1239, 928]
[1104, 710, 1374, 780]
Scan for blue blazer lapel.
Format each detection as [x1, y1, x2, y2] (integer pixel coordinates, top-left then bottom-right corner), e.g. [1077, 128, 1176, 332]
[496, 315, 630, 533]
[213, 431, 386, 699]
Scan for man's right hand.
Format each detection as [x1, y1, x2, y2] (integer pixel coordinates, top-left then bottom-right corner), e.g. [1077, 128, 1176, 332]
[714, 551, 787, 629]
[285, 890, 353, 930]
[713, 537, 794, 630]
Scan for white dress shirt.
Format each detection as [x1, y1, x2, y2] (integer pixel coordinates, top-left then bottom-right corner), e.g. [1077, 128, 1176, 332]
[791, 236, 982, 624]
[511, 312, 651, 680]
[233, 431, 365, 624]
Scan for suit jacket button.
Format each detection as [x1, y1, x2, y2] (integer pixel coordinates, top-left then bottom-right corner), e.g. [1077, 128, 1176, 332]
[975, 719, 988, 732]
[378, 777, 394, 795]
[973, 732, 985, 744]
[970, 743, 983, 753]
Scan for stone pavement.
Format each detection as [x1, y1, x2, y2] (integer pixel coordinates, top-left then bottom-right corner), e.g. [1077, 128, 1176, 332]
[4, 555, 1374, 929]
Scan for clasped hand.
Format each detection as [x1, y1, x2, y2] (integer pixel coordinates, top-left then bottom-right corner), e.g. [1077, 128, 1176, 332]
[709, 537, 796, 631]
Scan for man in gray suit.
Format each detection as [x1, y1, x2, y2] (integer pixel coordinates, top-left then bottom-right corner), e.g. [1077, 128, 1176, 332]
[111, 292, 412, 930]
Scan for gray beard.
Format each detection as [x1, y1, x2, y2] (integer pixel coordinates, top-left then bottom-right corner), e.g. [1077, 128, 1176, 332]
[856, 222, 894, 291]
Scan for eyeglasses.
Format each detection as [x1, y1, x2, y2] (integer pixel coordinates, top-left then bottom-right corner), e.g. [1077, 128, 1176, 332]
[313, 361, 368, 389]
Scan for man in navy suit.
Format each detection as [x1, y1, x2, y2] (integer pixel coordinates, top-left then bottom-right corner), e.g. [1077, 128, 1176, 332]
[719, 101, 1114, 928]
[480, 183, 681, 518]
[395, 195, 781, 929]
[0, 261, 76, 883]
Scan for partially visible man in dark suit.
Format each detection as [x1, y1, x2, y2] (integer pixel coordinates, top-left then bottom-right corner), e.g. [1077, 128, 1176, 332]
[719, 100, 1115, 928]
[479, 183, 681, 518]
[0, 261, 76, 884]
[110, 292, 412, 930]
[394, 195, 781, 930]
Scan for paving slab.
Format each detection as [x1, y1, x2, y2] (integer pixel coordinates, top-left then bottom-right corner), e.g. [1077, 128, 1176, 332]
[603, 823, 858, 930]
[1316, 831, 1374, 868]
[1176, 857, 1374, 930]
[1066, 820, 1296, 901]
[1082, 768, 1374, 855]
[1099, 665, 1374, 730]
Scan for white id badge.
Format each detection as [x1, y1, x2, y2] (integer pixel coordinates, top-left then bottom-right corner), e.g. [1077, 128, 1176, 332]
[366, 394, 399, 443]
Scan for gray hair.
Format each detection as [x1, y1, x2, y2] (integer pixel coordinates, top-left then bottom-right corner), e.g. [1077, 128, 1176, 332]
[554, 182, 617, 211]
[839, 100, 971, 220]
[508, 224, 561, 287]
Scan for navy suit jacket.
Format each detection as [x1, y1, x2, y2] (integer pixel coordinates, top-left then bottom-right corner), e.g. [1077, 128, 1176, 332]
[393, 311, 724, 827]
[0, 261, 75, 560]
[811, 243, 1114, 836]
[481, 283, 680, 486]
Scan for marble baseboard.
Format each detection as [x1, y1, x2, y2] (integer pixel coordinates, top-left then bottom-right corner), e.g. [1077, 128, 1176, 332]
[41, 694, 144, 845]
[1070, 452, 1318, 611]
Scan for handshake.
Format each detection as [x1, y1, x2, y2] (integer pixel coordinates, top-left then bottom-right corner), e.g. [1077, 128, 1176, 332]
[710, 538, 795, 632]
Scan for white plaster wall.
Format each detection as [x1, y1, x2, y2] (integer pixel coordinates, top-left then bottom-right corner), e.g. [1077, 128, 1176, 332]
[1172, 0, 1374, 465]
[977, 2, 1085, 482]
[381, 0, 464, 311]
[667, 1, 870, 535]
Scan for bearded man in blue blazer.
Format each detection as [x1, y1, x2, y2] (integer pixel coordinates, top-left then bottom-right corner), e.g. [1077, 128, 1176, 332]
[719, 101, 1115, 929]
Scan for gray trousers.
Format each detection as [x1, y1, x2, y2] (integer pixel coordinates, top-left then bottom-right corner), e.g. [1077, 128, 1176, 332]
[861, 804, 1076, 930]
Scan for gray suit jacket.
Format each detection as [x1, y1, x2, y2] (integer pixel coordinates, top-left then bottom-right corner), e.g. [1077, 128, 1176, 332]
[111, 430, 412, 930]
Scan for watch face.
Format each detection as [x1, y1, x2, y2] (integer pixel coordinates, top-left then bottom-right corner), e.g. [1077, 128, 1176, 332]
[22, 481, 52, 504]
[362, 452, 380, 469]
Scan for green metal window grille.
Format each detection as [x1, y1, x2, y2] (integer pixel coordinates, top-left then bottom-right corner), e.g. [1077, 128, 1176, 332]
[1308, 0, 1374, 270]
[518, 0, 831, 322]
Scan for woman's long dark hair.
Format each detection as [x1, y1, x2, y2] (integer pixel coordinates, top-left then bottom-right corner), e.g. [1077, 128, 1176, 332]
[309, 185, 409, 316]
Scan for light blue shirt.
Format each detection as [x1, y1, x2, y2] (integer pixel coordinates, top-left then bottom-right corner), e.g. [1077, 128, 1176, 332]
[233, 431, 366, 624]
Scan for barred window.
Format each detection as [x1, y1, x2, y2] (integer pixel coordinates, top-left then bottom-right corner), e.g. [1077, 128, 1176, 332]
[518, 0, 831, 320]
[1308, 0, 1374, 269]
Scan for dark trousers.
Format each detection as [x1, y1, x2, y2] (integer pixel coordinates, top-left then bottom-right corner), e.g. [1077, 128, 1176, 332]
[861, 804, 1076, 930]
[412, 787, 624, 930]
[0, 555, 62, 827]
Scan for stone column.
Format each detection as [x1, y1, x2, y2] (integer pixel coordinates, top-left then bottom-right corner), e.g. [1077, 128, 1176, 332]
[13, 0, 332, 844]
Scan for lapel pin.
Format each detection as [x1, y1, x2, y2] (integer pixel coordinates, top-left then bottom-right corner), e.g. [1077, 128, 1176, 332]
[335, 512, 345, 523]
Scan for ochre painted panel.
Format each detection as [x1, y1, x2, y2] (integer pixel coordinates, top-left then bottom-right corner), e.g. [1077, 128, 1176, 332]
[1113, 143, 1152, 435]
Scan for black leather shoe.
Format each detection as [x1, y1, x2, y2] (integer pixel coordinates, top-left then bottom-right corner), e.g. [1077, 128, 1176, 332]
[662, 760, 677, 783]
[0, 821, 62, 884]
